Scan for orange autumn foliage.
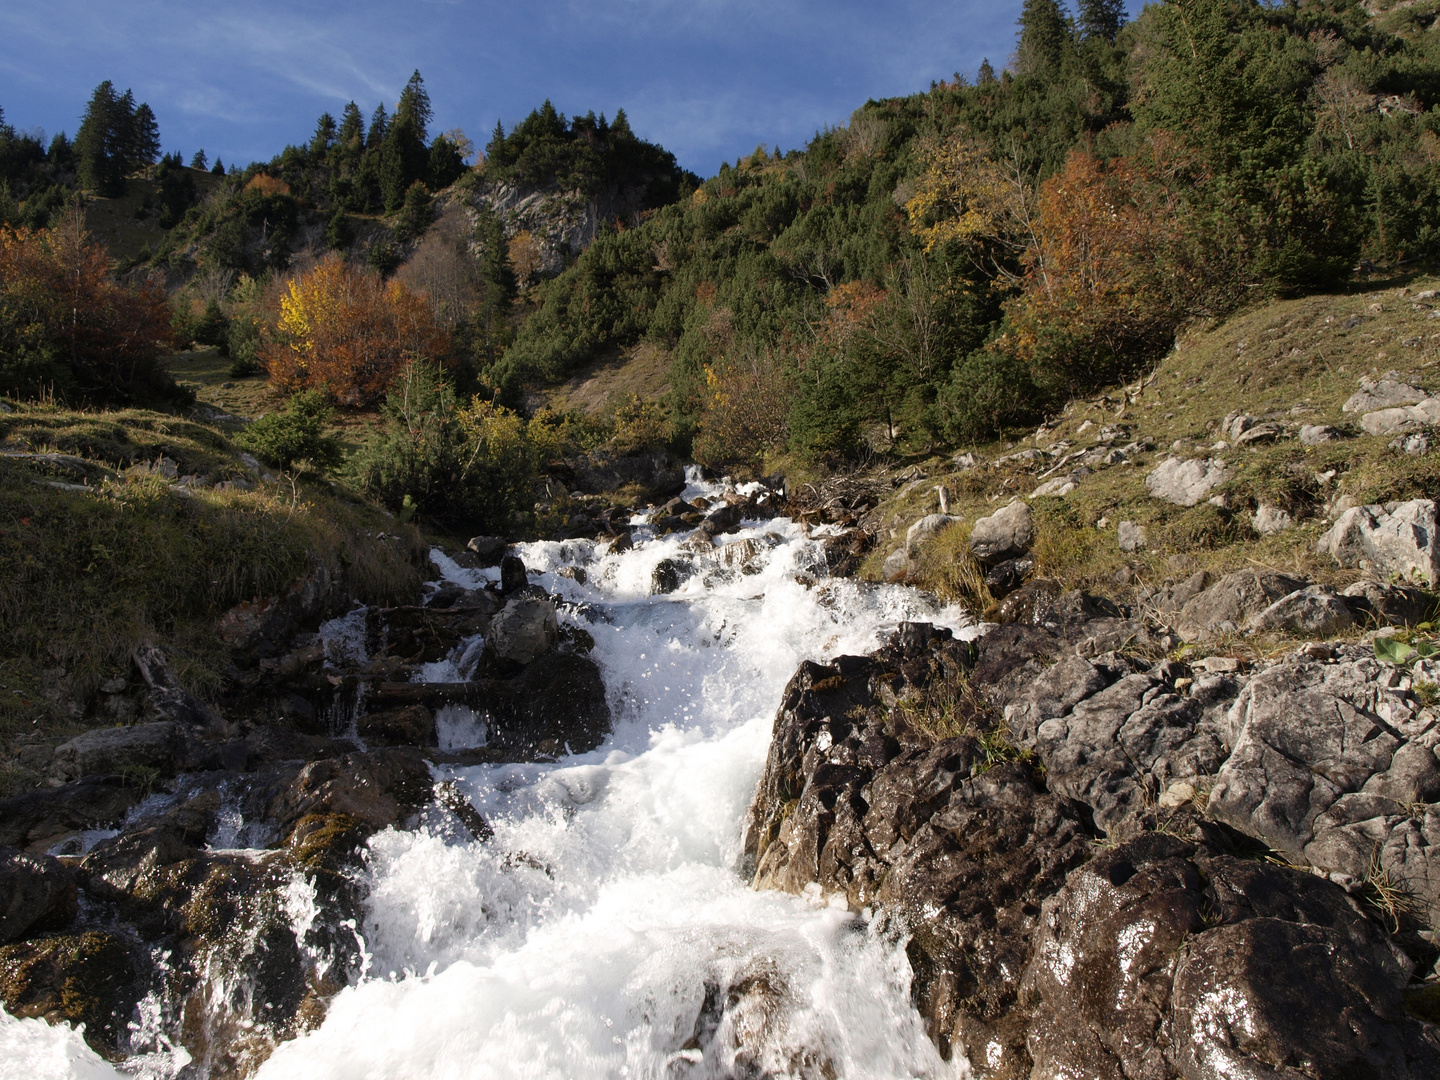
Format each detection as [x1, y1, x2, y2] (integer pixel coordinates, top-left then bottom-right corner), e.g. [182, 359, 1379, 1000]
[0, 214, 174, 401]
[262, 255, 451, 407]
[1005, 144, 1231, 389]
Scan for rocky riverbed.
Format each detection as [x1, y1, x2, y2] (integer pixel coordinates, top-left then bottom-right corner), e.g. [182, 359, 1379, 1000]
[5, 474, 1440, 1078]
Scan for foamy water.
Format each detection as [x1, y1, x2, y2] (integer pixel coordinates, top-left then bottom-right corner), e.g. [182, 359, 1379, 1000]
[3, 473, 976, 1080]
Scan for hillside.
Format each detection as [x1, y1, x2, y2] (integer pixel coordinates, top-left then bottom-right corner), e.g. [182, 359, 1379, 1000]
[852, 270, 1440, 626]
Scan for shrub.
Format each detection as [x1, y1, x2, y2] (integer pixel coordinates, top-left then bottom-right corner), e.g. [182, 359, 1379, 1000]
[238, 390, 342, 471]
[348, 364, 539, 533]
[937, 348, 1039, 443]
[226, 315, 262, 377]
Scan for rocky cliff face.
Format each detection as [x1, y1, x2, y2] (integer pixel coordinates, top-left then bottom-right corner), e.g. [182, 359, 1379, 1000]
[744, 604, 1440, 1078]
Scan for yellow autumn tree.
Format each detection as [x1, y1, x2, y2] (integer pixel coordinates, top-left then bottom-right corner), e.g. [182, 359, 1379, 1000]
[262, 254, 450, 407]
[904, 135, 1025, 256]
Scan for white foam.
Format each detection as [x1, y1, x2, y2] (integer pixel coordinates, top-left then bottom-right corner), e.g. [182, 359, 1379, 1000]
[7, 471, 976, 1079]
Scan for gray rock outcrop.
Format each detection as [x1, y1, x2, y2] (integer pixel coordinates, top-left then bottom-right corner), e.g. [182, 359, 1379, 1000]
[1145, 457, 1229, 506]
[969, 501, 1033, 564]
[1318, 498, 1440, 586]
[484, 597, 559, 667]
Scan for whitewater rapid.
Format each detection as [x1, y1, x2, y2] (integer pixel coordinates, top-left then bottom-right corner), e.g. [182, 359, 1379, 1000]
[6, 473, 977, 1080]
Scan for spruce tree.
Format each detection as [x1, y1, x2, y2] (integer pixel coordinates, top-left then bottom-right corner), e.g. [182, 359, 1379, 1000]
[191, 149, 207, 170]
[129, 102, 160, 169]
[1077, 0, 1125, 42]
[75, 81, 124, 194]
[310, 112, 337, 159]
[367, 104, 389, 147]
[1016, 0, 1073, 79]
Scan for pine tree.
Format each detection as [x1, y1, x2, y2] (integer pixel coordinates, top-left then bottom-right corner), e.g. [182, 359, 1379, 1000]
[191, 149, 208, 170]
[212, 158, 224, 175]
[367, 104, 389, 147]
[978, 58, 997, 84]
[338, 103, 365, 153]
[1016, 0, 1073, 79]
[129, 102, 160, 169]
[75, 81, 124, 194]
[310, 112, 337, 158]
[382, 71, 432, 211]
[1077, 0, 1125, 42]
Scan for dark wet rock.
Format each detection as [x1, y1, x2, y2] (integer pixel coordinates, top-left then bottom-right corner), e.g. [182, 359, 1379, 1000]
[268, 747, 434, 836]
[1173, 918, 1440, 1079]
[1021, 835, 1430, 1080]
[357, 704, 436, 747]
[742, 631, 1096, 1067]
[1174, 568, 1307, 641]
[651, 558, 684, 594]
[0, 776, 142, 852]
[0, 931, 138, 1054]
[984, 556, 1034, 598]
[0, 848, 78, 943]
[465, 535, 508, 565]
[217, 562, 340, 663]
[491, 653, 611, 756]
[573, 448, 686, 500]
[50, 721, 181, 784]
[499, 553, 529, 595]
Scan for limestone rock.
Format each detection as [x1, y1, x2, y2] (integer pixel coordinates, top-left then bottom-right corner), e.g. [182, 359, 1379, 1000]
[1145, 457, 1229, 507]
[1299, 423, 1344, 445]
[1252, 504, 1293, 536]
[1208, 658, 1407, 857]
[1393, 432, 1432, 456]
[881, 548, 910, 582]
[1318, 498, 1440, 586]
[1174, 569, 1307, 641]
[1030, 476, 1077, 498]
[904, 513, 960, 552]
[1341, 580, 1434, 627]
[969, 501, 1034, 565]
[1117, 520, 1146, 552]
[485, 597, 558, 666]
[1361, 397, 1440, 435]
[0, 848, 78, 943]
[1245, 587, 1355, 637]
[1234, 421, 1283, 446]
[1343, 373, 1429, 413]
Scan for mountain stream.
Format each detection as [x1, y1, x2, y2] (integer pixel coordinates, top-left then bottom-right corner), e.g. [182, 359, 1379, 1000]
[5, 471, 976, 1080]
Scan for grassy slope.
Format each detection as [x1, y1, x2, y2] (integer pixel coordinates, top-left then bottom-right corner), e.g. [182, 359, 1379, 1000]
[870, 272, 1440, 626]
[0, 398, 426, 795]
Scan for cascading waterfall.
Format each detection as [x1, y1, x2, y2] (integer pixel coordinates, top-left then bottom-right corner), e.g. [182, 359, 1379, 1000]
[6, 471, 978, 1080]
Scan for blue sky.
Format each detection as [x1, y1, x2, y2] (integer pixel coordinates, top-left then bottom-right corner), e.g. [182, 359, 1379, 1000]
[0, 1, 1137, 177]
